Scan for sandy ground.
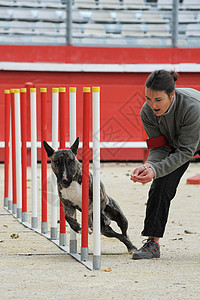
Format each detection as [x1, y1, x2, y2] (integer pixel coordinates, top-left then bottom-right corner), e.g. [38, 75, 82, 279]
[0, 162, 200, 300]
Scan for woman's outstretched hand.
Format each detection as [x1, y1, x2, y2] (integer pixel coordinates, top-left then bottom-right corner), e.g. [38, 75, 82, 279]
[130, 164, 155, 184]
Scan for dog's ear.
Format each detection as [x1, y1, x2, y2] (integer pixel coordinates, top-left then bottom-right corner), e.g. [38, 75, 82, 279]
[70, 137, 79, 155]
[43, 141, 55, 157]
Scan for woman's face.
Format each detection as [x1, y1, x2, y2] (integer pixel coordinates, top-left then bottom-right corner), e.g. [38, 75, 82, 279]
[145, 88, 175, 116]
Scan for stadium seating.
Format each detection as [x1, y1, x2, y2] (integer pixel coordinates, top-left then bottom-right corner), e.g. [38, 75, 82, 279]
[83, 23, 107, 37]
[0, 8, 13, 20]
[8, 21, 34, 34]
[123, 0, 149, 10]
[115, 12, 139, 23]
[0, 0, 199, 47]
[182, 0, 200, 10]
[121, 24, 145, 37]
[186, 23, 200, 37]
[0, 0, 16, 7]
[12, 9, 38, 21]
[98, 0, 122, 10]
[178, 12, 195, 23]
[138, 38, 162, 46]
[16, 1, 41, 8]
[166, 37, 188, 46]
[146, 24, 171, 37]
[140, 11, 168, 23]
[34, 22, 58, 35]
[91, 11, 114, 23]
[106, 37, 128, 45]
[74, 0, 97, 9]
[157, 0, 173, 10]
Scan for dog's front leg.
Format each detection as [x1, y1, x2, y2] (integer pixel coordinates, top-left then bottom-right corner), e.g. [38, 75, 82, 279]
[62, 201, 81, 234]
[88, 204, 93, 235]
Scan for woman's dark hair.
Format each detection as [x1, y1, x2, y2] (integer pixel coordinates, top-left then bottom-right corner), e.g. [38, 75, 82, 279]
[145, 69, 179, 97]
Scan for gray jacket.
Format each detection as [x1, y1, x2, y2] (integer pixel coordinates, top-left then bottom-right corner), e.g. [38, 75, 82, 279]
[141, 88, 200, 178]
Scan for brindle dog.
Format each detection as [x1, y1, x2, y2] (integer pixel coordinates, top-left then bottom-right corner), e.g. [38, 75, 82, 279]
[43, 137, 136, 252]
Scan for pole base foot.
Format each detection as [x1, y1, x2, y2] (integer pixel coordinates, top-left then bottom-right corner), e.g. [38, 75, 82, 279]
[31, 217, 38, 229]
[12, 203, 17, 215]
[8, 200, 12, 211]
[50, 227, 57, 240]
[59, 233, 66, 246]
[4, 197, 8, 208]
[81, 247, 89, 262]
[17, 208, 22, 219]
[22, 212, 28, 223]
[70, 239, 77, 254]
[93, 255, 101, 270]
[41, 222, 48, 234]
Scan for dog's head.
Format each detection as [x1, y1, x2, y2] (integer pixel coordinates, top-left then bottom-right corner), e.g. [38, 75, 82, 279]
[43, 137, 80, 188]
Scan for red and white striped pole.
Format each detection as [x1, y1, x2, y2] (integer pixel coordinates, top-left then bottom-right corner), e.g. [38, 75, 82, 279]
[14, 89, 22, 219]
[92, 87, 101, 270]
[25, 82, 34, 167]
[8, 94, 13, 212]
[51, 88, 59, 240]
[30, 88, 38, 229]
[20, 88, 28, 223]
[59, 87, 66, 246]
[10, 89, 17, 215]
[41, 88, 48, 234]
[69, 87, 77, 253]
[4, 90, 10, 208]
[81, 87, 91, 262]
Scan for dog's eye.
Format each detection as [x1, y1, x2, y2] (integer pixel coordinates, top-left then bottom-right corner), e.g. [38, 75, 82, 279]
[67, 157, 74, 164]
[54, 160, 60, 166]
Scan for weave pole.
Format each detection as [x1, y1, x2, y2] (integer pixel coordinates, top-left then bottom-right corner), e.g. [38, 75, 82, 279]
[4, 90, 10, 208]
[69, 87, 77, 253]
[25, 82, 34, 166]
[8, 96, 12, 212]
[30, 88, 38, 228]
[20, 88, 28, 223]
[59, 87, 66, 246]
[92, 87, 101, 270]
[4, 85, 102, 271]
[14, 89, 22, 219]
[10, 90, 17, 215]
[81, 87, 91, 262]
[41, 88, 48, 234]
[51, 88, 59, 240]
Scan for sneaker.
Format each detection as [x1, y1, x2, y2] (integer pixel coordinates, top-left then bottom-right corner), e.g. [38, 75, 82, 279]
[132, 238, 160, 260]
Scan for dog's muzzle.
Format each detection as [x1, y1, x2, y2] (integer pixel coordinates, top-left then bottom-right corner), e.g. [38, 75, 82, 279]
[61, 179, 72, 188]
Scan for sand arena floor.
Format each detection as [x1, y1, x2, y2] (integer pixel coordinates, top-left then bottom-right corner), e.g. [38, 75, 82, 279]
[0, 162, 200, 299]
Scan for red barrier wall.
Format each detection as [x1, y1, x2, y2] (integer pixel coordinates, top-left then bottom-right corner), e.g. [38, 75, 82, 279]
[0, 45, 200, 64]
[1, 45, 200, 161]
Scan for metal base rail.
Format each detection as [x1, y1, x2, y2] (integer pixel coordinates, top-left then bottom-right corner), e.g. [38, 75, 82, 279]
[4, 205, 93, 270]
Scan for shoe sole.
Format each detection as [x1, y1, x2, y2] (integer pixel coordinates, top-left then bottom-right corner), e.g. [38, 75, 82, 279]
[132, 254, 160, 260]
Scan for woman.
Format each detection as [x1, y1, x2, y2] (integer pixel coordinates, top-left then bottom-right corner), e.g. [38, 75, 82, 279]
[130, 69, 200, 260]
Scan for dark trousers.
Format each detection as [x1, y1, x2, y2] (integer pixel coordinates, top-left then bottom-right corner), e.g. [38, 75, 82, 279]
[141, 160, 190, 238]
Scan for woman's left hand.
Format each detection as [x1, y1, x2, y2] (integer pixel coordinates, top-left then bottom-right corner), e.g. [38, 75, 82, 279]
[130, 166, 155, 184]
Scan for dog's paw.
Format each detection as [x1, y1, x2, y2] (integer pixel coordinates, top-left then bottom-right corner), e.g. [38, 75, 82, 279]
[128, 245, 137, 254]
[88, 228, 93, 235]
[71, 223, 81, 234]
